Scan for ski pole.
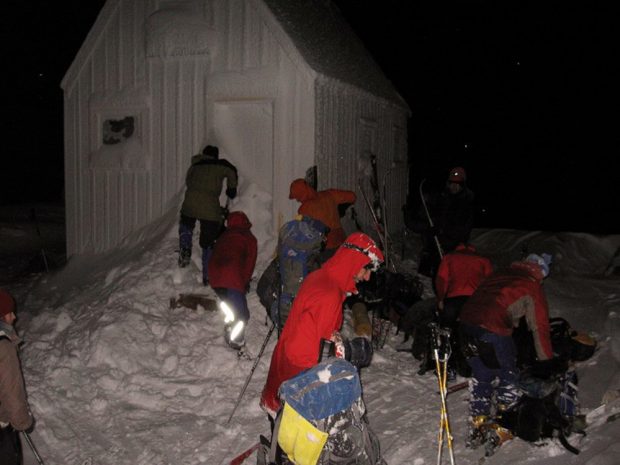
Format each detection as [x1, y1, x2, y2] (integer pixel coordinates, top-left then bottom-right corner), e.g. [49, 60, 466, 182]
[430, 324, 455, 465]
[226, 324, 275, 424]
[419, 179, 444, 260]
[23, 431, 45, 465]
[358, 182, 387, 252]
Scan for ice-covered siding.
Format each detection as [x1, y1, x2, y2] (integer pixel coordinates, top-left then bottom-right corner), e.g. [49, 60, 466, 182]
[62, 0, 158, 255]
[62, 0, 408, 256]
[315, 79, 408, 239]
[62, 0, 317, 255]
[207, 0, 317, 228]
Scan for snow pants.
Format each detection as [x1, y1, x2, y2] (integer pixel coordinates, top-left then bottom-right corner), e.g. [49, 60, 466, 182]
[215, 288, 250, 324]
[179, 214, 221, 280]
[461, 323, 521, 417]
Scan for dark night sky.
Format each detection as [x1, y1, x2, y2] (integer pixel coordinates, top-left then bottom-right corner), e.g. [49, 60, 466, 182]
[2, 1, 617, 233]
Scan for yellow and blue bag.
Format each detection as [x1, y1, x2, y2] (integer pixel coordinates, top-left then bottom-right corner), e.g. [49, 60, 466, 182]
[272, 358, 384, 465]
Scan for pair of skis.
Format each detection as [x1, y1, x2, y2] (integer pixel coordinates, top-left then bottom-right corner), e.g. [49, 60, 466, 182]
[358, 154, 398, 271]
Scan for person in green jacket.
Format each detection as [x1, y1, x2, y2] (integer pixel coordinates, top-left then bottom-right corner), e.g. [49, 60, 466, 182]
[178, 145, 238, 285]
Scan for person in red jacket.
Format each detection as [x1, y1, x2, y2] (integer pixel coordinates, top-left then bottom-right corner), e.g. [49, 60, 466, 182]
[207, 211, 257, 349]
[435, 243, 493, 328]
[459, 253, 553, 448]
[288, 178, 357, 255]
[434, 243, 493, 377]
[259, 232, 383, 418]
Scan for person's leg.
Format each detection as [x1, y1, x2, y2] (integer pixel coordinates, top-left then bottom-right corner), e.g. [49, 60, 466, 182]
[0, 425, 22, 465]
[491, 335, 521, 412]
[226, 289, 250, 323]
[178, 214, 196, 267]
[198, 219, 222, 284]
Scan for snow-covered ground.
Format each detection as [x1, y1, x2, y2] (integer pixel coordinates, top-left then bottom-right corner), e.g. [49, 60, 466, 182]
[3, 186, 620, 465]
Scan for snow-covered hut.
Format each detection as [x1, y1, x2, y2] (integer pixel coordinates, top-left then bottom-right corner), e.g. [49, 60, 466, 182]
[61, 0, 410, 256]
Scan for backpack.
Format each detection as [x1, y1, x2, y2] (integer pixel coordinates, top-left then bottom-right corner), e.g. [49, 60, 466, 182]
[277, 218, 326, 327]
[514, 317, 597, 369]
[499, 366, 582, 454]
[266, 359, 385, 465]
[257, 258, 279, 321]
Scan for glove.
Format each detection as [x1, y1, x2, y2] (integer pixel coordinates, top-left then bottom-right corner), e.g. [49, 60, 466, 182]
[226, 187, 237, 200]
[330, 331, 346, 359]
[344, 337, 373, 368]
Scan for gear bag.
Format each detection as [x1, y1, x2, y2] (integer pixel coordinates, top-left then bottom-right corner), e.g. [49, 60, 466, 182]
[277, 218, 326, 327]
[269, 359, 385, 465]
[498, 367, 582, 454]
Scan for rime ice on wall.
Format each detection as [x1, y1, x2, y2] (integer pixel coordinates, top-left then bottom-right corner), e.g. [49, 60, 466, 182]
[146, 3, 211, 58]
[63, 0, 408, 256]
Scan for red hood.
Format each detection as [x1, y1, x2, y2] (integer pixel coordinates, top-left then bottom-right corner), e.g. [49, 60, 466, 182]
[289, 179, 317, 202]
[321, 245, 372, 295]
[226, 211, 252, 230]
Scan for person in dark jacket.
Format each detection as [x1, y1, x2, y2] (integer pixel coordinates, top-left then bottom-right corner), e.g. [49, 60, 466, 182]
[459, 253, 553, 448]
[260, 232, 383, 418]
[207, 211, 257, 349]
[0, 289, 33, 465]
[178, 145, 238, 285]
[407, 167, 475, 278]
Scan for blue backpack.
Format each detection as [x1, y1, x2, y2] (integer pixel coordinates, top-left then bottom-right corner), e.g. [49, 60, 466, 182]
[276, 217, 327, 327]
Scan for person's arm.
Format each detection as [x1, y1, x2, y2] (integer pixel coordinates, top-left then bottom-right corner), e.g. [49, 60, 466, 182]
[327, 189, 357, 206]
[0, 341, 33, 431]
[525, 288, 553, 360]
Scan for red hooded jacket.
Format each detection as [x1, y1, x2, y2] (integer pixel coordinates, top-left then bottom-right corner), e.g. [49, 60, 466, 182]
[260, 239, 374, 415]
[207, 211, 257, 292]
[289, 179, 356, 250]
[459, 261, 553, 360]
[435, 244, 493, 302]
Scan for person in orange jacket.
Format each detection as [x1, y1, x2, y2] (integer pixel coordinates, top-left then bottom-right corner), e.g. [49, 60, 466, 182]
[288, 178, 356, 256]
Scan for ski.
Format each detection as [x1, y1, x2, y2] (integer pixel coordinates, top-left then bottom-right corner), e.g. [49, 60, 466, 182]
[229, 441, 260, 465]
[419, 179, 444, 259]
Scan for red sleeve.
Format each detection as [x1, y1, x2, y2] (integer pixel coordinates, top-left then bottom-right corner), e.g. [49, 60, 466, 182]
[435, 257, 450, 302]
[327, 189, 357, 205]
